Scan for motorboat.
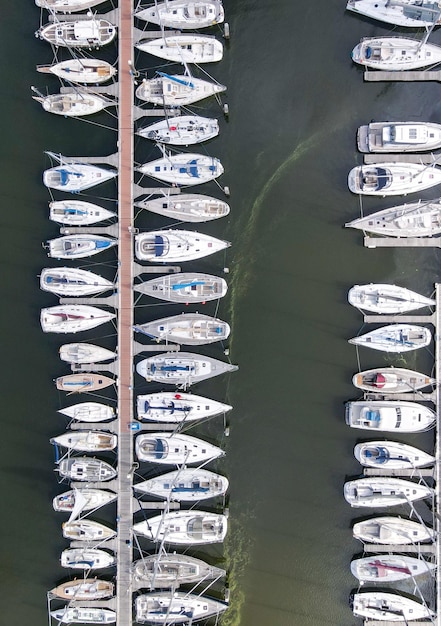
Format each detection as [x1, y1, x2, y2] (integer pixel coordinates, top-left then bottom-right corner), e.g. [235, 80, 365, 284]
[57, 457, 117, 482]
[346, 0, 441, 28]
[354, 441, 435, 469]
[353, 516, 435, 544]
[61, 548, 116, 570]
[51, 579, 114, 600]
[135, 194, 230, 222]
[53, 488, 117, 513]
[49, 200, 116, 225]
[133, 510, 228, 544]
[50, 606, 116, 624]
[136, 351, 238, 386]
[348, 324, 432, 352]
[43, 163, 117, 193]
[134, 468, 229, 501]
[40, 305, 116, 333]
[135, 0, 225, 29]
[351, 555, 436, 583]
[36, 20, 116, 48]
[59, 343, 116, 364]
[135, 433, 224, 464]
[40, 267, 113, 296]
[62, 520, 116, 541]
[46, 234, 117, 259]
[345, 198, 441, 237]
[33, 91, 112, 117]
[137, 153, 223, 186]
[348, 283, 435, 313]
[37, 58, 117, 84]
[344, 477, 433, 507]
[134, 272, 228, 303]
[132, 553, 226, 587]
[345, 400, 436, 432]
[136, 391, 232, 423]
[352, 36, 441, 71]
[357, 121, 441, 153]
[58, 402, 115, 422]
[135, 35, 223, 64]
[351, 591, 434, 621]
[54, 374, 115, 393]
[352, 366, 435, 393]
[51, 431, 117, 452]
[137, 116, 219, 146]
[35, 0, 108, 11]
[134, 230, 230, 262]
[348, 163, 441, 196]
[135, 72, 226, 106]
[135, 592, 228, 624]
[134, 313, 230, 345]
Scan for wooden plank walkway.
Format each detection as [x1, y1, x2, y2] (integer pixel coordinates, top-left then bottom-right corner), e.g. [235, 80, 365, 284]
[364, 236, 441, 248]
[363, 154, 438, 164]
[365, 69, 441, 83]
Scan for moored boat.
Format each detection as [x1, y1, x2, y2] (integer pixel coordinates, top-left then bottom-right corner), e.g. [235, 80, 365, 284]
[137, 153, 223, 186]
[351, 554, 436, 583]
[135, 0, 225, 29]
[136, 34, 223, 64]
[136, 351, 238, 386]
[132, 553, 226, 587]
[345, 400, 436, 432]
[137, 116, 219, 146]
[135, 432, 224, 465]
[51, 431, 117, 452]
[135, 194, 229, 222]
[50, 606, 116, 624]
[53, 488, 117, 513]
[134, 313, 230, 345]
[37, 58, 117, 84]
[352, 366, 435, 393]
[50, 578, 114, 600]
[344, 476, 433, 507]
[36, 0, 108, 11]
[348, 324, 432, 352]
[58, 402, 115, 422]
[41, 305, 115, 334]
[55, 374, 115, 393]
[43, 162, 117, 193]
[134, 272, 228, 302]
[59, 343, 116, 364]
[62, 520, 116, 541]
[46, 234, 117, 259]
[33, 91, 112, 117]
[40, 267, 113, 296]
[348, 283, 435, 313]
[351, 591, 434, 621]
[353, 516, 435, 544]
[354, 441, 435, 469]
[346, 0, 441, 28]
[135, 591, 228, 624]
[57, 456, 117, 482]
[348, 163, 441, 196]
[49, 200, 116, 225]
[135, 72, 226, 106]
[357, 121, 441, 153]
[135, 230, 230, 263]
[36, 19, 116, 49]
[134, 468, 229, 501]
[352, 36, 441, 71]
[133, 510, 228, 544]
[136, 391, 232, 423]
[61, 548, 116, 570]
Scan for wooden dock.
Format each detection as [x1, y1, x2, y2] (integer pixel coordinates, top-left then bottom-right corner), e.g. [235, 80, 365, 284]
[364, 236, 441, 248]
[365, 69, 441, 83]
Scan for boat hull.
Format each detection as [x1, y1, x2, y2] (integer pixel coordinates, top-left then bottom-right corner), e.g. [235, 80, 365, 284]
[62, 521, 116, 541]
[135, 0, 225, 29]
[51, 579, 114, 600]
[37, 59, 117, 84]
[37, 20, 116, 48]
[136, 351, 238, 386]
[58, 402, 115, 422]
[51, 431, 117, 452]
[49, 200, 116, 225]
[348, 163, 441, 196]
[348, 324, 432, 352]
[352, 591, 434, 621]
[354, 441, 435, 469]
[40, 305, 115, 334]
[351, 555, 436, 582]
[43, 164, 117, 193]
[137, 116, 219, 146]
[135, 194, 230, 222]
[353, 516, 435, 544]
[53, 488, 117, 512]
[61, 548, 116, 569]
[135, 468, 229, 501]
[58, 457, 117, 482]
[135, 313, 230, 345]
[352, 367, 435, 393]
[40, 267, 113, 296]
[136, 35, 223, 64]
[348, 283, 435, 313]
[50, 607, 116, 624]
[134, 272, 228, 302]
[136, 391, 232, 422]
[357, 121, 441, 153]
[135, 230, 230, 263]
[132, 554, 226, 586]
[344, 477, 433, 507]
[135, 75, 226, 107]
[137, 154, 223, 186]
[345, 400, 436, 432]
[352, 36, 441, 70]
[135, 433, 224, 464]
[133, 511, 228, 545]
[135, 592, 227, 624]
[55, 374, 115, 393]
[346, 0, 441, 28]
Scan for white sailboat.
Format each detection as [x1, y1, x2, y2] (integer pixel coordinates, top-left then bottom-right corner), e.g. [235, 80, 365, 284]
[40, 305, 115, 333]
[61, 548, 116, 570]
[353, 516, 435, 544]
[46, 234, 117, 259]
[136, 351, 238, 386]
[135, 194, 230, 222]
[352, 591, 434, 621]
[51, 431, 117, 452]
[33, 91, 113, 117]
[354, 441, 435, 469]
[135, 592, 228, 624]
[49, 200, 116, 225]
[35, 0, 108, 12]
[136, 34, 223, 64]
[36, 19, 116, 49]
[55, 373, 115, 393]
[344, 477, 434, 507]
[352, 366, 435, 393]
[137, 115, 219, 146]
[40, 267, 113, 296]
[59, 343, 116, 363]
[135, 71, 226, 106]
[346, 0, 441, 28]
[134, 272, 228, 302]
[57, 456, 117, 481]
[136, 391, 232, 422]
[137, 152, 223, 186]
[348, 283, 435, 313]
[58, 402, 115, 422]
[53, 488, 117, 513]
[132, 553, 226, 587]
[37, 58, 117, 84]
[43, 162, 117, 192]
[135, 0, 225, 29]
[135, 468, 229, 501]
[352, 35, 441, 71]
[50, 606, 116, 624]
[62, 520, 116, 541]
[135, 230, 230, 262]
[351, 555, 436, 583]
[133, 510, 228, 544]
[348, 324, 432, 352]
[134, 313, 230, 345]
[348, 162, 441, 196]
[135, 432, 224, 464]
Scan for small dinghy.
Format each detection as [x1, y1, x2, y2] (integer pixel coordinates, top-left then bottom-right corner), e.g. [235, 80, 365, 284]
[137, 115, 219, 146]
[355, 441, 435, 470]
[36, 19, 116, 49]
[62, 520, 116, 541]
[135, 72, 226, 106]
[137, 153, 223, 186]
[351, 591, 434, 622]
[346, 0, 441, 28]
[59, 343, 116, 364]
[353, 516, 435, 544]
[135, 230, 230, 263]
[53, 488, 117, 512]
[41, 305, 116, 334]
[50, 606, 116, 624]
[37, 58, 116, 84]
[61, 548, 115, 570]
[351, 555, 435, 583]
[49, 200, 116, 225]
[58, 457, 116, 482]
[135, 432, 224, 464]
[134, 313, 230, 345]
[135, 0, 224, 29]
[58, 402, 115, 422]
[133, 510, 228, 544]
[36, 0, 108, 12]
[135, 468, 229, 501]
[352, 366, 435, 393]
[134, 272, 228, 302]
[135, 193, 229, 222]
[345, 197, 441, 237]
[43, 163, 117, 193]
[55, 374, 115, 393]
[136, 391, 232, 422]
[33, 91, 112, 117]
[135, 591, 228, 624]
[348, 324, 432, 352]
[344, 477, 433, 507]
[46, 234, 117, 259]
[40, 267, 113, 296]
[352, 36, 441, 71]
[51, 431, 117, 452]
[348, 163, 441, 196]
[348, 283, 435, 313]
[136, 351, 238, 386]
[132, 553, 226, 587]
[51, 578, 114, 600]
[357, 121, 441, 153]
[136, 34, 223, 64]
[345, 400, 436, 432]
